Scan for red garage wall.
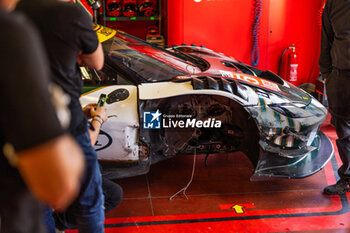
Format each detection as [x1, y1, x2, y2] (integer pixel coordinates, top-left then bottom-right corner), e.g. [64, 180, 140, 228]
[167, 0, 325, 86]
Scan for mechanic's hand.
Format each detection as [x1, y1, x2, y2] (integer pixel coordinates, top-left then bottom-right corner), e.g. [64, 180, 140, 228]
[91, 106, 108, 123]
[83, 103, 98, 119]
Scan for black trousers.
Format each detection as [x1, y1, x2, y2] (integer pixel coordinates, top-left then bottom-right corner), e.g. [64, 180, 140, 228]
[0, 186, 46, 233]
[326, 69, 350, 117]
[326, 69, 350, 180]
[334, 117, 350, 180]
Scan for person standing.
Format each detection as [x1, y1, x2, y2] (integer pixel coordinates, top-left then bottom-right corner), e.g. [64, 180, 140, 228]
[0, 0, 85, 232]
[320, 0, 350, 195]
[16, 0, 107, 232]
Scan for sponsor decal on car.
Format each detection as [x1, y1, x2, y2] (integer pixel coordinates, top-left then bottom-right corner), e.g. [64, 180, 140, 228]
[219, 71, 280, 92]
[93, 24, 117, 43]
[95, 130, 113, 151]
[143, 110, 222, 129]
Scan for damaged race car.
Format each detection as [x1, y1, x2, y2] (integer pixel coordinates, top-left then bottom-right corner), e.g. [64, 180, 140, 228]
[80, 25, 333, 180]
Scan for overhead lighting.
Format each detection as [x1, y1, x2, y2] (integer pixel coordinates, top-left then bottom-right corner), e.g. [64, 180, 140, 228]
[194, 0, 202, 2]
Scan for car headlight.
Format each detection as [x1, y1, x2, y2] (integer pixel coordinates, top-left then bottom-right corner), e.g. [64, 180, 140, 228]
[268, 103, 314, 118]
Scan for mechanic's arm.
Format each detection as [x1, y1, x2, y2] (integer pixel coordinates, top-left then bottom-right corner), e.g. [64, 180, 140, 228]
[83, 103, 108, 145]
[79, 43, 104, 71]
[319, 3, 334, 79]
[16, 135, 84, 211]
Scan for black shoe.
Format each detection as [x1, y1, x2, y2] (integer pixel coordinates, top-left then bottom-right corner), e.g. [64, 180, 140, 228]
[323, 179, 350, 195]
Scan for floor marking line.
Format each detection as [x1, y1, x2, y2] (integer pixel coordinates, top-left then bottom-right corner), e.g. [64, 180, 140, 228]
[104, 156, 350, 228]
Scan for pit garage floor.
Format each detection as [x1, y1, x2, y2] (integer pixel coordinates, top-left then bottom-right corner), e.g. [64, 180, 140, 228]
[67, 114, 350, 233]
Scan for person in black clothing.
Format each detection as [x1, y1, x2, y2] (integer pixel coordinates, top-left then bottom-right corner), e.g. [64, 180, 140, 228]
[16, 0, 114, 232]
[0, 0, 84, 232]
[320, 0, 350, 195]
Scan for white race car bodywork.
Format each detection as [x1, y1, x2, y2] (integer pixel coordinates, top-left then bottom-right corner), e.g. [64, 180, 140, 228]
[81, 80, 327, 163]
[82, 81, 247, 162]
[80, 85, 139, 161]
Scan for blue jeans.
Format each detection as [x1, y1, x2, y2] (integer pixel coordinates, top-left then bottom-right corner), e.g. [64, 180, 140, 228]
[46, 130, 105, 233]
[47, 178, 123, 231]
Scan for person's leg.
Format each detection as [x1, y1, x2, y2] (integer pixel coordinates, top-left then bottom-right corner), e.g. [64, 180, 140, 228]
[102, 177, 123, 213]
[44, 207, 56, 233]
[335, 117, 350, 179]
[324, 116, 350, 195]
[73, 130, 105, 233]
[53, 178, 122, 230]
[53, 209, 76, 230]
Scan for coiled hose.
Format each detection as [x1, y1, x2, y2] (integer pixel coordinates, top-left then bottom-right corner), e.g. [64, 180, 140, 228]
[251, 0, 262, 67]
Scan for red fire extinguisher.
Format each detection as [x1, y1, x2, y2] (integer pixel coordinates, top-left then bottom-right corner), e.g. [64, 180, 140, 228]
[278, 44, 299, 85]
[286, 47, 298, 84]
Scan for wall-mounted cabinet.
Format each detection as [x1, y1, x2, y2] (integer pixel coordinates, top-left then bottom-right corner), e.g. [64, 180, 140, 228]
[101, 0, 161, 24]
[99, 0, 165, 44]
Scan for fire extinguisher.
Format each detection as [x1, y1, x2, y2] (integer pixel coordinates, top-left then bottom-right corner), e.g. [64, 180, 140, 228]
[278, 44, 298, 85]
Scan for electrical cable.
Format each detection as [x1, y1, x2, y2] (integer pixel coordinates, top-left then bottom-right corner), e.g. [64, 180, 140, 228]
[251, 0, 262, 67]
[169, 148, 197, 200]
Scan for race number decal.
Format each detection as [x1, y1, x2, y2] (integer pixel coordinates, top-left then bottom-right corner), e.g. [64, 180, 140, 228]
[220, 71, 280, 92]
